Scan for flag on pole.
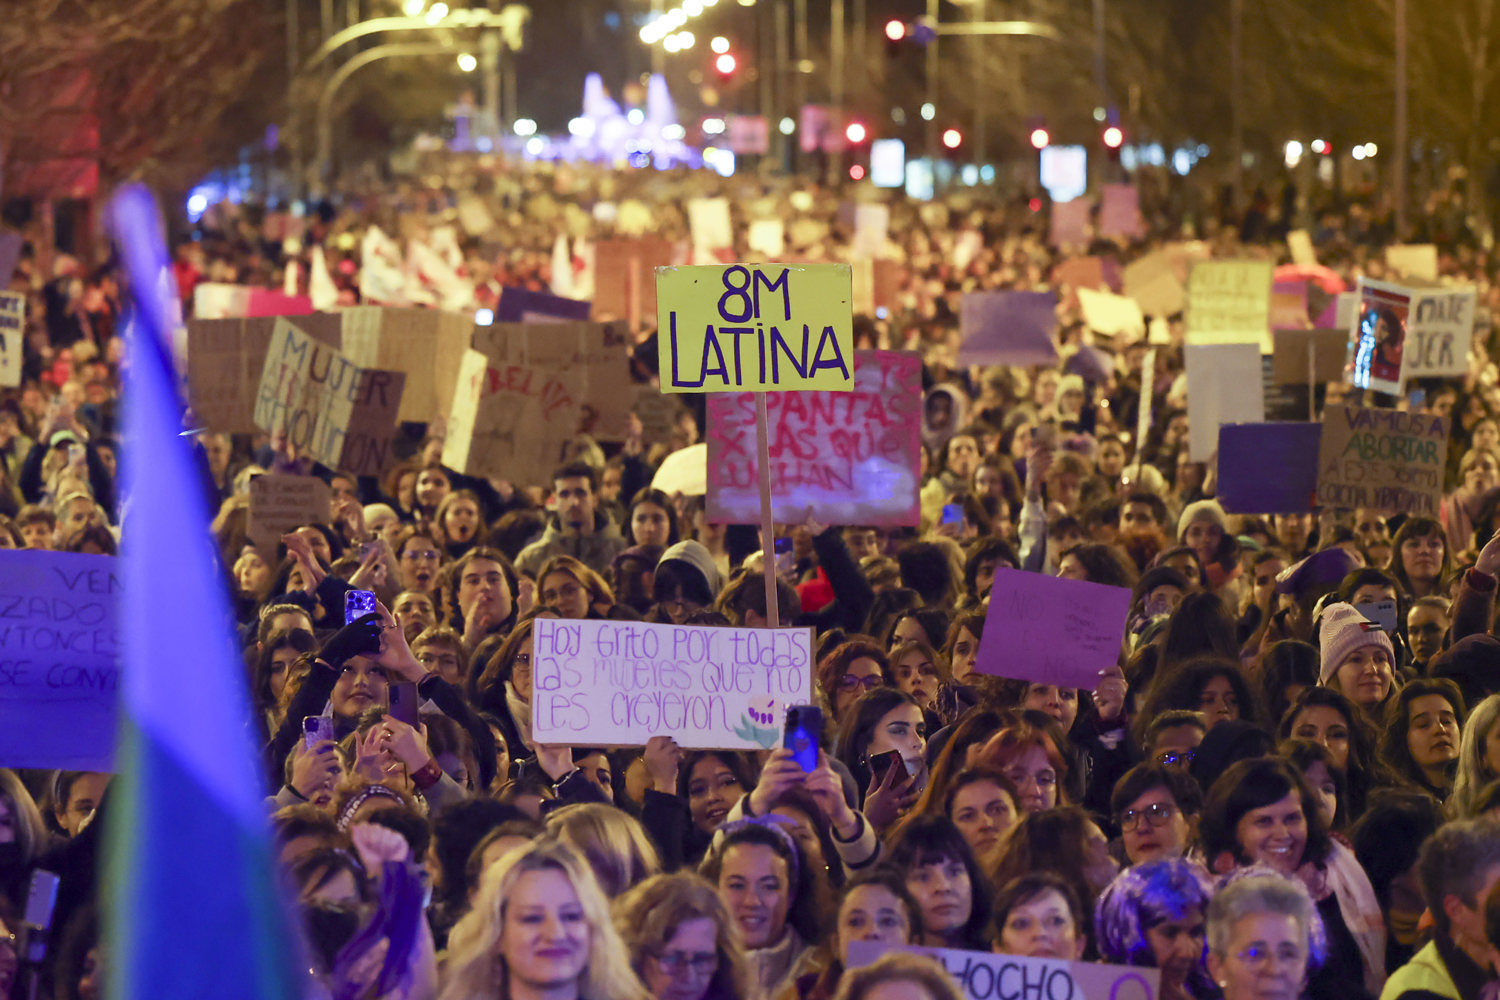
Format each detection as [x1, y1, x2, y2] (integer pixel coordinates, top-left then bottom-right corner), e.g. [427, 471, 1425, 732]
[106, 185, 306, 1000]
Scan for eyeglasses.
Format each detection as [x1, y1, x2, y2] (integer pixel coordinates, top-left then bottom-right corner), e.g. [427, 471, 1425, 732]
[838, 674, 884, 692]
[1118, 801, 1178, 831]
[402, 549, 440, 562]
[1156, 749, 1196, 768]
[1233, 944, 1305, 969]
[1004, 768, 1058, 790]
[653, 951, 718, 975]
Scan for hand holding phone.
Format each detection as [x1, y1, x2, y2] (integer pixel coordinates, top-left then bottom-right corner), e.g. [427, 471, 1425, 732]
[783, 705, 822, 773]
[304, 715, 335, 749]
[345, 589, 377, 625]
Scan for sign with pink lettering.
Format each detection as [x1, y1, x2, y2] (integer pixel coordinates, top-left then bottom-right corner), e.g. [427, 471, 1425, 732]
[976, 569, 1133, 689]
[704, 350, 921, 526]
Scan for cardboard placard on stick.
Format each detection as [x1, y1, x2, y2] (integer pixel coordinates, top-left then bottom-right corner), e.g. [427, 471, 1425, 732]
[1186, 259, 1275, 353]
[469, 320, 633, 442]
[530, 618, 813, 749]
[1185, 344, 1264, 462]
[975, 570, 1132, 690]
[247, 474, 332, 557]
[1316, 405, 1449, 515]
[0, 551, 119, 771]
[706, 350, 922, 527]
[338, 307, 473, 426]
[1272, 329, 1348, 384]
[656, 263, 854, 393]
[442, 348, 579, 486]
[253, 319, 406, 475]
[593, 237, 675, 331]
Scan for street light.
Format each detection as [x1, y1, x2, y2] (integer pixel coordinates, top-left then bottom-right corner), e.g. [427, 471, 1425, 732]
[942, 127, 962, 149]
[846, 122, 867, 144]
[402, 0, 424, 14]
[456, 51, 477, 71]
[715, 52, 737, 75]
[711, 35, 730, 53]
[424, 1, 447, 23]
[1029, 127, 1050, 149]
[513, 118, 537, 136]
[885, 19, 906, 41]
[1102, 125, 1123, 148]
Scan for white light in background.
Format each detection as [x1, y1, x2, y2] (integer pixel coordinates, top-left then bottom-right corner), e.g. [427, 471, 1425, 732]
[702, 117, 726, 135]
[525, 137, 545, 155]
[627, 108, 645, 125]
[1284, 140, 1303, 168]
[920, 102, 935, 121]
[402, 0, 424, 15]
[475, 308, 494, 326]
[425, 1, 447, 23]
[662, 123, 686, 140]
[568, 117, 595, 138]
[779, 116, 795, 135]
[711, 36, 730, 53]
[456, 52, 477, 72]
[513, 118, 537, 136]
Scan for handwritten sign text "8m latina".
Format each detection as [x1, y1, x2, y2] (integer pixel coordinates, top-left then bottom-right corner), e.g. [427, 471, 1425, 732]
[656, 264, 854, 393]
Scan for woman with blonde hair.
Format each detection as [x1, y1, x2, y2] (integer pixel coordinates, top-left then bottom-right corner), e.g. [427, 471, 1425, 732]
[544, 803, 663, 898]
[614, 872, 748, 1000]
[1450, 692, 1500, 817]
[0, 769, 50, 902]
[440, 839, 651, 1000]
[828, 952, 963, 1000]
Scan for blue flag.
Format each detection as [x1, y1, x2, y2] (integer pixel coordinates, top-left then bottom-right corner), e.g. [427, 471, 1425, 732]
[105, 185, 305, 1000]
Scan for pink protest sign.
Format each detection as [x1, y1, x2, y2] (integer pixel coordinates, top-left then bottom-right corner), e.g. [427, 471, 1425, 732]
[976, 569, 1132, 688]
[1049, 200, 1090, 247]
[705, 350, 921, 527]
[1099, 184, 1143, 239]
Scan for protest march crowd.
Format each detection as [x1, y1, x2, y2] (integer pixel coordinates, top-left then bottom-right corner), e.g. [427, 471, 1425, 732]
[9, 155, 1500, 1000]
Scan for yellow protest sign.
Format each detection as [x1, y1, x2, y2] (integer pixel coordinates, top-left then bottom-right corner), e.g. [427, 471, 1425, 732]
[1186, 259, 1275, 353]
[656, 263, 854, 393]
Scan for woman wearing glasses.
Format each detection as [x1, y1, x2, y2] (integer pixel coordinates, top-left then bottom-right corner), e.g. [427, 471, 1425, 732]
[614, 872, 748, 1000]
[395, 527, 446, 596]
[1205, 874, 1321, 1000]
[814, 641, 893, 722]
[1110, 763, 1204, 867]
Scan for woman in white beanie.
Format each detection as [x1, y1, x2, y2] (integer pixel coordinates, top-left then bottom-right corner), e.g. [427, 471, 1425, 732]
[1319, 602, 1400, 723]
[1176, 499, 1243, 606]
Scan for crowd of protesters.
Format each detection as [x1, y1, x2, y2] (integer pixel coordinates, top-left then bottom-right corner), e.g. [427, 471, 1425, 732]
[5, 155, 1500, 1000]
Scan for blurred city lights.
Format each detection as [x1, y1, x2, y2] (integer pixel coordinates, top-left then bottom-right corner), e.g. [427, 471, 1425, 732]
[1311, 139, 1327, 154]
[845, 122, 867, 144]
[711, 36, 730, 53]
[779, 116, 795, 135]
[568, 117, 596, 138]
[715, 53, 737, 74]
[1364, 142, 1378, 157]
[1284, 140, 1303, 167]
[475, 308, 495, 326]
[663, 33, 682, 52]
[1352, 146, 1367, 161]
[942, 128, 962, 149]
[424, 1, 447, 23]
[850, 164, 866, 180]
[513, 118, 537, 136]
[885, 20, 906, 41]
[1029, 128, 1050, 150]
[402, 0, 424, 15]
[662, 123, 687, 140]
[456, 52, 477, 72]
[627, 108, 645, 125]
[525, 137, 545, 155]
[676, 31, 695, 49]
[1102, 126, 1123, 148]
[920, 103, 935, 121]
[702, 117, 726, 135]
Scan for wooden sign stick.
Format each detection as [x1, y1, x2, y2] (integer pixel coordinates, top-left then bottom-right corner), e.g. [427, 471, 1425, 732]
[755, 392, 780, 628]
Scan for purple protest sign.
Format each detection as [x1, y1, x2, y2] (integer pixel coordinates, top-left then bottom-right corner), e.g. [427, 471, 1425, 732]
[496, 286, 593, 323]
[958, 291, 1059, 367]
[1216, 422, 1321, 514]
[976, 570, 1131, 689]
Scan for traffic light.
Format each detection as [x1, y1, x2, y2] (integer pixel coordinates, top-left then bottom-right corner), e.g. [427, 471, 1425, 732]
[846, 121, 868, 145]
[1102, 126, 1124, 149]
[1030, 127, 1050, 150]
[715, 52, 737, 76]
[942, 128, 963, 150]
[885, 19, 906, 41]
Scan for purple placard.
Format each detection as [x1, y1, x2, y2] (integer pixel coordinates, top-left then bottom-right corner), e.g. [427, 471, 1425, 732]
[976, 570, 1131, 689]
[958, 291, 1059, 367]
[1216, 422, 1321, 514]
[496, 286, 593, 323]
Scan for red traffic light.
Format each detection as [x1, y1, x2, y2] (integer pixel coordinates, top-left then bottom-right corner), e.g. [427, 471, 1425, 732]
[1102, 126, 1124, 149]
[885, 19, 906, 42]
[942, 128, 963, 149]
[1029, 127, 1050, 150]
[850, 164, 866, 181]
[715, 52, 736, 75]
[845, 121, 868, 144]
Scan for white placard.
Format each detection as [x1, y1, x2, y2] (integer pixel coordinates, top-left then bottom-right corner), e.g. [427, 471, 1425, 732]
[1186, 343, 1265, 462]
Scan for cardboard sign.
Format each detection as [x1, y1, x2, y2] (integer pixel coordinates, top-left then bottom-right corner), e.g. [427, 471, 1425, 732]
[1099, 184, 1143, 239]
[976, 570, 1132, 689]
[1386, 244, 1439, 280]
[495, 287, 593, 324]
[846, 942, 1158, 1000]
[1186, 260, 1275, 353]
[469, 320, 633, 442]
[1347, 279, 1411, 395]
[1271, 281, 1309, 329]
[958, 292, 1058, 367]
[706, 350, 921, 527]
[0, 551, 119, 771]
[656, 264, 854, 393]
[852, 203, 890, 259]
[253, 319, 406, 475]
[1317, 405, 1449, 514]
[1049, 199, 1090, 247]
[443, 349, 577, 486]
[1077, 287, 1145, 338]
[185, 313, 344, 433]
[337, 307, 473, 425]
[530, 618, 814, 750]
[0, 291, 22, 387]
[747, 220, 786, 257]
[1288, 230, 1318, 266]
[632, 384, 685, 444]
[1272, 328, 1348, 385]
[1405, 286, 1478, 379]
[1186, 344, 1265, 462]
[247, 474, 332, 557]
[1123, 250, 1185, 318]
[593, 237, 675, 328]
[688, 198, 734, 252]
[1054, 256, 1106, 293]
[1216, 423, 1321, 513]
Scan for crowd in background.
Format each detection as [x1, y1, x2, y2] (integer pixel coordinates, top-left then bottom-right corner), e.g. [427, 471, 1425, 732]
[5, 156, 1500, 1000]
